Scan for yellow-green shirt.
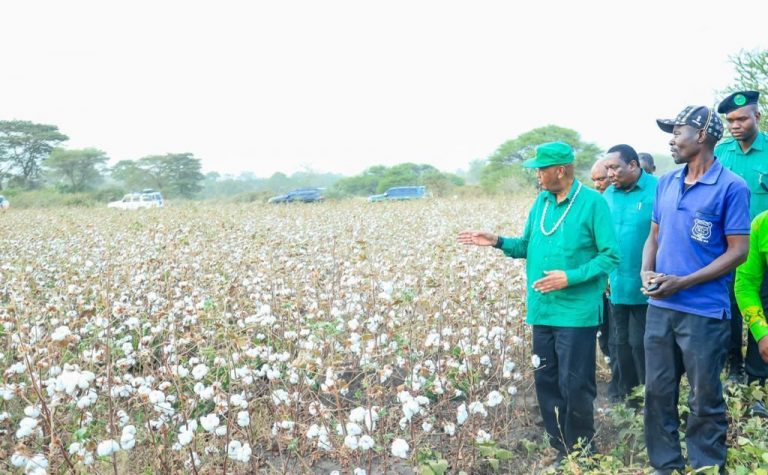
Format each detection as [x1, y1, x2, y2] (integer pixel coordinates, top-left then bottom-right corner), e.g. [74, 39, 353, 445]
[498, 180, 619, 327]
[735, 210, 768, 342]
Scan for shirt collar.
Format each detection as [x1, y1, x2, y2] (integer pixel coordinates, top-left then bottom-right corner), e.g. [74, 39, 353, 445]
[728, 131, 765, 154]
[750, 132, 766, 152]
[675, 158, 724, 186]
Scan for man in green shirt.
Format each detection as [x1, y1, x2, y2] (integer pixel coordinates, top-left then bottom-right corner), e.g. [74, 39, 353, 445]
[458, 142, 619, 457]
[603, 144, 658, 401]
[715, 90, 768, 384]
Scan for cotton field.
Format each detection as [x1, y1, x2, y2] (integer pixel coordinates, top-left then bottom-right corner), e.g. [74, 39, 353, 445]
[0, 198, 561, 474]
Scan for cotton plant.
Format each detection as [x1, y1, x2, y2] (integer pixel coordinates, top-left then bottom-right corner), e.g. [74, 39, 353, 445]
[0, 201, 533, 472]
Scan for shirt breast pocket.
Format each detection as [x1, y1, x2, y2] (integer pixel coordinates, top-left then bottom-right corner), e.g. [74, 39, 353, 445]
[752, 166, 768, 195]
[691, 210, 723, 246]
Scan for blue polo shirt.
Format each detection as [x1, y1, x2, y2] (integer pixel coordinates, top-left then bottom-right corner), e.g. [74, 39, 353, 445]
[650, 159, 750, 319]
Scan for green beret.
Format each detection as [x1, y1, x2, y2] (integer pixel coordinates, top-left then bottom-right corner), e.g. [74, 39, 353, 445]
[523, 142, 574, 169]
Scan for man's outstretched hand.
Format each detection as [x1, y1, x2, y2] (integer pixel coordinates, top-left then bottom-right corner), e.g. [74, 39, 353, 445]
[457, 230, 498, 247]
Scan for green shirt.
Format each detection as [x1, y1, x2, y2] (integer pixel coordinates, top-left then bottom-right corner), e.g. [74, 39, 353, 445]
[498, 180, 619, 327]
[716, 131, 768, 220]
[603, 171, 658, 305]
[734, 211, 768, 343]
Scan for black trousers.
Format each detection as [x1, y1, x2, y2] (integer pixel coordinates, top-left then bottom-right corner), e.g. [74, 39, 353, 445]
[610, 303, 647, 396]
[533, 325, 597, 454]
[728, 276, 768, 381]
[644, 305, 729, 472]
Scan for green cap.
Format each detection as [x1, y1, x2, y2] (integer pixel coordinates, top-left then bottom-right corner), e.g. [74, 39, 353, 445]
[522, 142, 574, 169]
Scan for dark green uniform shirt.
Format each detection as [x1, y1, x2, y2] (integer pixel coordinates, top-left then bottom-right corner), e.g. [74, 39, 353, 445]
[498, 180, 619, 327]
[716, 131, 768, 220]
[603, 171, 658, 305]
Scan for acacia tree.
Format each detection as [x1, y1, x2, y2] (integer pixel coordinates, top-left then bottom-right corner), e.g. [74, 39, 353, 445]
[479, 125, 601, 193]
[0, 120, 68, 189]
[724, 49, 767, 130]
[110, 153, 204, 198]
[45, 148, 109, 192]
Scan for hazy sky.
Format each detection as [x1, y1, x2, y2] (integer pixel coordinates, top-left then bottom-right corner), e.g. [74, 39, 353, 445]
[2, 1, 767, 177]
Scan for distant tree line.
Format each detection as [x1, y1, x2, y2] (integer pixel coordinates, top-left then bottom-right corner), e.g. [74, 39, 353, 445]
[1, 49, 763, 205]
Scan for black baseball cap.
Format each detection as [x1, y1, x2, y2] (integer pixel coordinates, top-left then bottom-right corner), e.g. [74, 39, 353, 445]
[656, 105, 724, 141]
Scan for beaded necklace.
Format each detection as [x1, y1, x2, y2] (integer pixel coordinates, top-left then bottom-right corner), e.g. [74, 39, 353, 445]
[539, 182, 583, 236]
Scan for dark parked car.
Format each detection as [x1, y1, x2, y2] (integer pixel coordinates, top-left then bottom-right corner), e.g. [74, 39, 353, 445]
[268, 188, 325, 203]
[368, 186, 427, 202]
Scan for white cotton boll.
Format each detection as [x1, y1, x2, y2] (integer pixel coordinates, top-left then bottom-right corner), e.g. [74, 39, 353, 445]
[178, 430, 194, 446]
[422, 422, 433, 432]
[173, 365, 190, 378]
[507, 385, 518, 395]
[476, 429, 491, 444]
[354, 468, 367, 475]
[307, 424, 319, 438]
[77, 390, 98, 409]
[480, 355, 491, 366]
[402, 399, 421, 420]
[358, 435, 375, 451]
[349, 407, 367, 423]
[237, 411, 250, 427]
[215, 426, 227, 436]
[346, 422, 362, 436]
[227, 440, 252, 462]
[469, 401, 488, 417]
[148, 390, 165, 405]
[486, 390, 503, 407]
[531, 354, 541, 368]
[192, 364, 209, 381]
[457, 404, 468, 425]
[24, 406, 40, 418]
[391, 438, 409, 459]
[51, 326, 71, 341]
[121, 425, 137, 450]
[230, 394, 248, 409]
[200, 414, 220, 432]
[16, 417, 38, 438]
[11, 452, 29, 467]
[344, 435, 359, 450]
[380, 365, 393, 383]
[96, 439, 120, 457]
[364, 408, 379, 431]
[399, 416, 409, 430]
[27, 453, 48, 472]
[443, 422, 456, 436]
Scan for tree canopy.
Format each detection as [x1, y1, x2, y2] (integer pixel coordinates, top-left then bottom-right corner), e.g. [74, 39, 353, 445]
[45, 148, 109, 192]
[725, 49, 767, 130]
[479, 125, 601, 193]
[333, 163, 464, 197]
[110, 153, 204, 198]
[0, 120, 68, 189]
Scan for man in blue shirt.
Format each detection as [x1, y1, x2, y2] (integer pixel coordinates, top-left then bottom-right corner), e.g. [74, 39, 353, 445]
[642, 105, 750, 474]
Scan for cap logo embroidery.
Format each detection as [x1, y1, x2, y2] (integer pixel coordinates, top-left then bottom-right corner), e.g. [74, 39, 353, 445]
[734, 94, 747, 106]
